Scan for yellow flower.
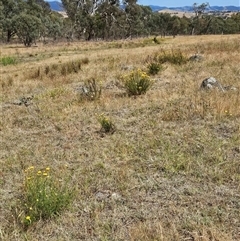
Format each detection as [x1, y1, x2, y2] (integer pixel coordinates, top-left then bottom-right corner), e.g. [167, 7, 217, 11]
[25, 216, 31, 221]
[25, 166, 34, 172]
[37, 171, 42, 175]
[45, 167, 50, 171]
[43, 172, 48, 176]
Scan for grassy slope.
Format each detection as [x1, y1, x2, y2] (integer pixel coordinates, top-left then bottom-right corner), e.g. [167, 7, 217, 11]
[0, 35, 240, 241]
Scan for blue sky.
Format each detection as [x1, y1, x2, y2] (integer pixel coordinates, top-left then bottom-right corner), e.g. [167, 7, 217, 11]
[137, 0, 240, 7]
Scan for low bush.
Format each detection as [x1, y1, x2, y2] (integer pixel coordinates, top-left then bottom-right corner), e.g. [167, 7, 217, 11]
[147, 62, 164, 75]
[98, 114, 115, 133]
[17, 166, 75, 229]
[156, 49, 188, 65]
[121, 69, 153, 96]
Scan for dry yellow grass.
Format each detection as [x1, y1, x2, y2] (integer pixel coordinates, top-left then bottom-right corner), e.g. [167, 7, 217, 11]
[0, 35, 240, 240]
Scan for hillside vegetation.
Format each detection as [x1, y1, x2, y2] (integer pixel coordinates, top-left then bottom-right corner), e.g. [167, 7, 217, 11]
[0, 35, 240, 240]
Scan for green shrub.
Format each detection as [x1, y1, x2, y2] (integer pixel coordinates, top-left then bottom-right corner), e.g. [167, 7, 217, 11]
[157, 50, 188, 65]
[18, 166, 75, 229]
[98, 114, 115, 133]
[121, 69, 153, 96]
[0, 56, 17, 66]
[81, 57, 90, 65]
[147, 62, 164, 75]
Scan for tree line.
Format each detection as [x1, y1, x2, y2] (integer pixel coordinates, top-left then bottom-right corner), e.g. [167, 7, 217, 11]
[1, 0, 240, 46]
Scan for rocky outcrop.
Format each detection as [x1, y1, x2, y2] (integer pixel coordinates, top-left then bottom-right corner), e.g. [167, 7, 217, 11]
[189, 54, 204, 62]
[200, 77, 225, 92]
[200, 77, 238, 92]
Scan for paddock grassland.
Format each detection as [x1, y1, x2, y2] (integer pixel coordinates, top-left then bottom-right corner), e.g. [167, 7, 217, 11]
[0, 35, 240, 241]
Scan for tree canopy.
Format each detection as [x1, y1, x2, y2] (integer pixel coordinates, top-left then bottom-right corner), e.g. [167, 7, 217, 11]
[0, 0, 239, 45]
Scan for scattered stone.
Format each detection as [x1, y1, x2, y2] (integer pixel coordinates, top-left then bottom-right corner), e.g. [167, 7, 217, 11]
[189, 54, 204, 62]
[200, 77, 238, 92]
[223, 85, 238, 91]
[200, 77, 225, 92]
[95, 190, 111, 202]
[120, 65, 134, 71]
[10, 95, 34, 107]
[111, 192, 122, 201]
[95, 190, 123, 202]
[12, 100, 23, 106]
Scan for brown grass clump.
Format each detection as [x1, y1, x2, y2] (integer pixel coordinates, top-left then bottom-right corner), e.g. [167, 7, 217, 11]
[0, 35, 240, 240]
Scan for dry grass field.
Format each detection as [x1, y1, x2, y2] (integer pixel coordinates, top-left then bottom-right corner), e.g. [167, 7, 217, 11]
[0, 35, 240, 241]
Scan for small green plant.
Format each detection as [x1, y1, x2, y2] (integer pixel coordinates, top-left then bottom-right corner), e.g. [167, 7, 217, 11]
[18, 166, 75, 229]
[81, 57, 89, 65]
[79, 78, 102, 101]
[0, 56, 17, 66]
[157, 50, 188, 65]
[121, 69, 153, 96]
[153, 36, 160, 44]
[147, 62, 164, 75]
[48, 87, 65, 99]
[98, 114, 115, 133]
[63, 60, 82, 75]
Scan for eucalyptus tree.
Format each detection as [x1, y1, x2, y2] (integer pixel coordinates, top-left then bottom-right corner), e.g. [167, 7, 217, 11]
[62, 0, 100, 40]
[0, 0, 60, 45]
[138, 5, 153, 36]
[192, 2, 209, 17]
[169, 16, 181, 37]
[0, 0, 25, 42]
[62, 0, 124, 40]
[179, 16, 191, 35]
[223, 18, 239, 34]
[13, 13, 42, 46]
[191, 2, 211, 35]
[157, 13, 172, 37]
[231, 13, 240, 33]
[11, 0, 45, 46]
[95, 0, 124, 39]
[123, 0, 145, 38]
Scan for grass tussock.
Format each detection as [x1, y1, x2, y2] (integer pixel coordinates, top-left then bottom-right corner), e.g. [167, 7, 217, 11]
[0, 56, 17, 66]
[29, 58, 88, 80]
[155, 49, 189, 65]
[0, 35, 239, 241]
[16, 166, 75, 229]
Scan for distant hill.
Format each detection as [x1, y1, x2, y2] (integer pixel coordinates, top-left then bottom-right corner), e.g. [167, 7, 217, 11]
[210, 6, 240, 11]
[46, 1, 240, 13]
[148, 5, 240, 12]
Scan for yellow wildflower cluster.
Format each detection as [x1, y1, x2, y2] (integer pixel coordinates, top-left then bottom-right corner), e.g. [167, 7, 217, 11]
[25, 166, 51, 180]
[126, 69, 150, 81]
[121, 69, 153, 96]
